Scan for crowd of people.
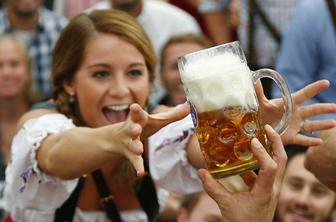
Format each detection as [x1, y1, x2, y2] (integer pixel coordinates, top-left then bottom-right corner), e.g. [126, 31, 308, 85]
[0, 0, 336, 222]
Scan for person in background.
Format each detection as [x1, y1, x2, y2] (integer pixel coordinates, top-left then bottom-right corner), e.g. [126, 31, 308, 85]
[0, 0, 67, 99]
[88, 0, 201, 106]
[158, 33, 212, 107]
[164, 0, 211, 39]
[199, 0, 302, 98]
[275, 146, 336, 222]
[0, 34, 39, 220]
[176, 191, 222, 222]
[272, 0, 336, 120]
[66, 0, 103, 18]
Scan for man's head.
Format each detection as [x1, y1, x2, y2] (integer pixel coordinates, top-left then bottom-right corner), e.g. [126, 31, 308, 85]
[276, 147, 336, 222]
[6, 0, 42, 17]
[160, 34, 211, 106]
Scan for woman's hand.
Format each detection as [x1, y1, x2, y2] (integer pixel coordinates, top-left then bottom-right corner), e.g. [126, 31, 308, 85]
[198, 125, 287, 222]
[257, 80, 336, 146]
[114, 103, 148, 176]
[141, 102, 190, 139]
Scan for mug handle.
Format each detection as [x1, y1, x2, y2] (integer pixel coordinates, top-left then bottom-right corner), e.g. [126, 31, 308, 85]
[252, 68, 293, 135]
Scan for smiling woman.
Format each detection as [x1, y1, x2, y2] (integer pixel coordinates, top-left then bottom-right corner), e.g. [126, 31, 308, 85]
[0, 35, 38, 167]
[3, 9, 189, 222]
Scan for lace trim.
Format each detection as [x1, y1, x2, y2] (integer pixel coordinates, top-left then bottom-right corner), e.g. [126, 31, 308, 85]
[19, 114, 75, 192]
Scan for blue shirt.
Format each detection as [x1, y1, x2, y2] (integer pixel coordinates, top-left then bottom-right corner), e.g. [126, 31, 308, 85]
[273, 0, 336, 119]
[0, 7, 67, 99]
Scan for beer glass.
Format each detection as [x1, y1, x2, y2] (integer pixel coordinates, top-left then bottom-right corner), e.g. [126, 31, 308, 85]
[178, 41, 292, 178]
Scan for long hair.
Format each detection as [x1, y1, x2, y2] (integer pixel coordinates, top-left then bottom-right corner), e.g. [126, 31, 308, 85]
[52, 9, 156, 125]
[51, 10, 156, 185]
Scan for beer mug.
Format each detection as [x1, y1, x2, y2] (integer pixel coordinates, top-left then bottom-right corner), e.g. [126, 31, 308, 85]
[178, 41, 292, 178]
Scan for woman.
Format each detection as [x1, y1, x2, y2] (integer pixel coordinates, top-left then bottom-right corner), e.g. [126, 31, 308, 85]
[3, 9, 189, 222]
[0, 35, 39, 220]
[0, 35, 38, 165]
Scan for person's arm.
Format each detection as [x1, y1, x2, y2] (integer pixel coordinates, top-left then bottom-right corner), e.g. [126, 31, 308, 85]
[199, 0, 231, 44]
[18, 104, 148, 180]
[203, 11, 231, 44]
[183, 80, 336, 170]
[198, 125, 287, 222]
[304, 128, 336, 192]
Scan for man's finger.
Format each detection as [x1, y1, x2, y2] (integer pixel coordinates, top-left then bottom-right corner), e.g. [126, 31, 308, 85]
[198, 169, 229, 201]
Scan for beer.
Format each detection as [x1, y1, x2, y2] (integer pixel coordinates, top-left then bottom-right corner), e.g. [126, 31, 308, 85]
[178, 44, 292, 178]
[195, 107, 269, 178]
[180, 52, 268, 177]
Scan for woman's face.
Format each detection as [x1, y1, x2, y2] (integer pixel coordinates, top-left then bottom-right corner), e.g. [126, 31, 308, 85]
[65, 33, 150, 127]
[0, 39, 30, 99]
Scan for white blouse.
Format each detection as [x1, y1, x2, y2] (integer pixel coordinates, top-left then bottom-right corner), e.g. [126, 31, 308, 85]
[149, 115, 203, 194]
[149, 115, 249, 194]
[4, 114, 168, 222]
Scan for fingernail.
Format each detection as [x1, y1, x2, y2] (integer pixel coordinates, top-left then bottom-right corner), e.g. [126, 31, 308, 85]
[197, 169, 206, 183]
[137, 170, 143, 177]
[251, 138, 262, 149]
[265, 124, 275, 133]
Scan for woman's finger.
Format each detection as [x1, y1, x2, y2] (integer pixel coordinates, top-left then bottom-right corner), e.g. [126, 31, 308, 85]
[126, 153, 145, 177]
[129, 103, 148, 127]
[128, 138, 143, 155]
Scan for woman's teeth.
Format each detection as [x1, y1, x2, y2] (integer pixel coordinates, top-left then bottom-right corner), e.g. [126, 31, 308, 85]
[107, 104, 129, 111]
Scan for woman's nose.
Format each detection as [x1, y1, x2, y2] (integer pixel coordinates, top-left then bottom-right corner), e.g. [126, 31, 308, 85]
[108, 76, 130, 98]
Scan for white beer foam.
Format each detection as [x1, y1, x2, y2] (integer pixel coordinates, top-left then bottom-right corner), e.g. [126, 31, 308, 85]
[181, 53, 258, 113]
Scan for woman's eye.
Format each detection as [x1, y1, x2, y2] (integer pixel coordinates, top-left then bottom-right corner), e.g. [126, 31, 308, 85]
[129, 69, 142, 77]
[93, 71, 109, 78]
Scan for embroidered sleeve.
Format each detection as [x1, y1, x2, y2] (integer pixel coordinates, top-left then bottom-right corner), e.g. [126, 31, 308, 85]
[4, 114, 79, 211]
[149, 115, 203, 194]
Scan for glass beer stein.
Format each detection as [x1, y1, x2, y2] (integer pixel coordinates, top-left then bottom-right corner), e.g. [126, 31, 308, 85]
[178, 41, 292, 178]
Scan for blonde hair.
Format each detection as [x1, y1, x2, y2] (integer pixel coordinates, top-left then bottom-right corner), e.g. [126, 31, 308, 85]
[0, 34, 39, 106]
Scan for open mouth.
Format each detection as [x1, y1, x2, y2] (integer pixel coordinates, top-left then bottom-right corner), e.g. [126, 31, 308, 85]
[102, 104, 130, 124]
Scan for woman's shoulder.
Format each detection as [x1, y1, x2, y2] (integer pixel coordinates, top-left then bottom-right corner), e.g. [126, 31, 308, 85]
[17, 109, 62, 131]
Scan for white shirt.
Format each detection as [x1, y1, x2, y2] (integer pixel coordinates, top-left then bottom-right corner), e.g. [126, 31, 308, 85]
[149, 115, 249, 194]
[4, 114, 168, 222]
